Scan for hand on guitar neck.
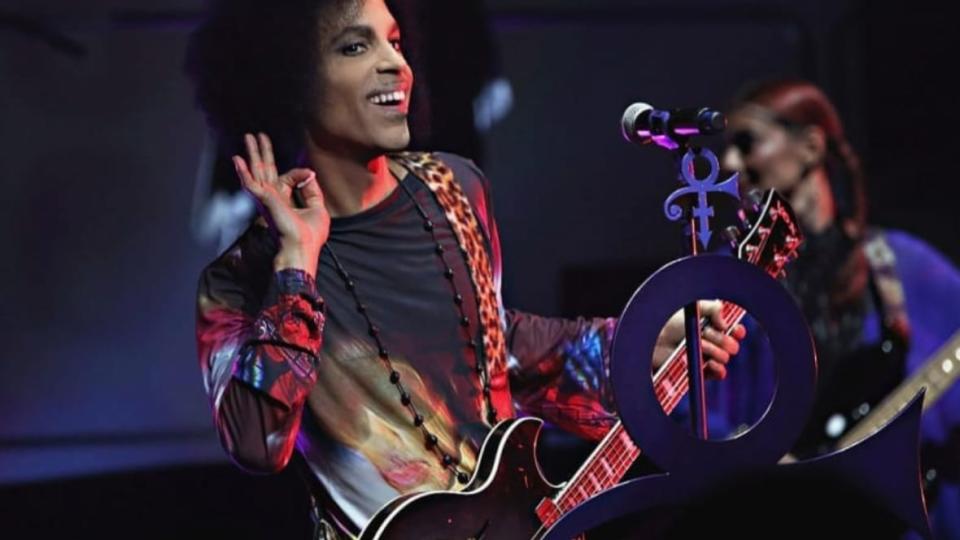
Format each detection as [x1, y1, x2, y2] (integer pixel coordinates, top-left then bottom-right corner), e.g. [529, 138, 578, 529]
[654, 299, 748, 380]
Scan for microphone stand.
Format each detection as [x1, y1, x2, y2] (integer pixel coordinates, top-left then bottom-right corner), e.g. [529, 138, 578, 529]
[654, 134, 740, 439]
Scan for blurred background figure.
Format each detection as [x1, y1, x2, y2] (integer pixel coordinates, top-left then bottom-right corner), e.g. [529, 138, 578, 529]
[713, 79, 960, 539]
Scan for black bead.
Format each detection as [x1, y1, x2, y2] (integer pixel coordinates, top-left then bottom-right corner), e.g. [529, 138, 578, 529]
[457, 472, 470, 484]
[453, 293, 463, 305]
[460, 316, 470, 327]
[413, 414, 424, 427]
[379, 347, 389, 359]
[357, 303, 367, 314]
[444, 267, 454, 279]
[346, 280, 355, 291]
[400, 392, 412, 406]
[435, 244, 445, 254]
[368, 325, 379, 337]
[475, 364, 484, 374]
[389, 370, 401, 384]
[442, 454, 453, 466]
[482, 386, 491, 397]
[425, 433, 438, 448]
[423, 220, 434, 232]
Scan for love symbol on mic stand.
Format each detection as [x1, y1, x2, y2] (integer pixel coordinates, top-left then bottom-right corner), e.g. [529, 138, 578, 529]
[540, 103, 932, 539]
[663, 147, 740, 250]
[541, 255, 931, 540]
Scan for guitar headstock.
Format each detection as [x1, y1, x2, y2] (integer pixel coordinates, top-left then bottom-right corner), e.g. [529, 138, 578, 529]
[735, 190, 803, 279]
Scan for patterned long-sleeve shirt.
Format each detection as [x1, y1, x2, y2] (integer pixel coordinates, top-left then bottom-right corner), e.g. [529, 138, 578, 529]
[196, 153, 616, 534]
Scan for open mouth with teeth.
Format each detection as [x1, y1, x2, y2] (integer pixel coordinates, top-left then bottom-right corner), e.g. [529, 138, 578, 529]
[369, 89, 407, 108]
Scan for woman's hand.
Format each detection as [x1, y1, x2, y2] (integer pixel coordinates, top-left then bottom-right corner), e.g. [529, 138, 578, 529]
[233, 133, 329, 278]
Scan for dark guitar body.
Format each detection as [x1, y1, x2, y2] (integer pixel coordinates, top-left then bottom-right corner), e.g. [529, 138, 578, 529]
[793, 332, 907, 458]
[359, 417, 560, 540]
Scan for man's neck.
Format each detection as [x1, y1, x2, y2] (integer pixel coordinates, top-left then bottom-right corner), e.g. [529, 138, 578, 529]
[304, 139, 402, 218]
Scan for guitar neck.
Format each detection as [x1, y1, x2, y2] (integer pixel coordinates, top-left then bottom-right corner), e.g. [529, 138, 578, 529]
[543, 300, 748, 524]
[837, 328, 960, 449]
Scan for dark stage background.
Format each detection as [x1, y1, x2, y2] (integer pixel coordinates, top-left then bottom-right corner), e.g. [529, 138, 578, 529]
[1, 0, 958, 537]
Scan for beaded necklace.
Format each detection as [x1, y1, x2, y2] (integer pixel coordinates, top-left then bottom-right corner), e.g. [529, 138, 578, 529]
[321, 175, 499, 484]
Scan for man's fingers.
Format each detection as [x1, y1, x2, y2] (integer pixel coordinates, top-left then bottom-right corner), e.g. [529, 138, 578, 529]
[297, 173, 325, 209]
[700, 341, 730, 364]
[722, 334, 740, 356]
[699, 299, 722, 314]
[731, 324, 747, 340]
[704, 327, 741, 357]
[244, 133, 266, 181]
[704, 360, 728, 380]
[700, 299, 730, 331]
[277, 168, 316, 187]
[257, 132, 278, 181]
[235, 154, 287, 218]
[278, 168, 324, 208]
[686, 301, 744, 381]
[233, 156, 259, 195]
[715, 326, 740, 356]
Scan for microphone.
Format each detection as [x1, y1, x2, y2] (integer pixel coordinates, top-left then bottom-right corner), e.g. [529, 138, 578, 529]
[621, 102, 726, 147]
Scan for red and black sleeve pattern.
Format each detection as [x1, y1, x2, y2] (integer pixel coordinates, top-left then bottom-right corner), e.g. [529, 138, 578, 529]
[197, 251, 325, 472]
[506, 310, 618, 442]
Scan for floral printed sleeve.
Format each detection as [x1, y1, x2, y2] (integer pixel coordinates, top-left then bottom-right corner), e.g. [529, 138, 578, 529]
[505, 311, 618, 441]
[197, 252, 325, 472]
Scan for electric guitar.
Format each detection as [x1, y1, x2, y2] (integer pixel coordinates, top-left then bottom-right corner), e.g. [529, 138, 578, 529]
[359, 190, 803, 540]
[834, 328, 960, 451]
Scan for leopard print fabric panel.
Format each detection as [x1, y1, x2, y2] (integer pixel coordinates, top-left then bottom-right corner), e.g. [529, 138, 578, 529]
[392, 152, 515, 424]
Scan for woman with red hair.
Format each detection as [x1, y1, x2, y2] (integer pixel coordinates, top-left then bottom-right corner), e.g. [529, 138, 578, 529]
[718, 79, 960, 538]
